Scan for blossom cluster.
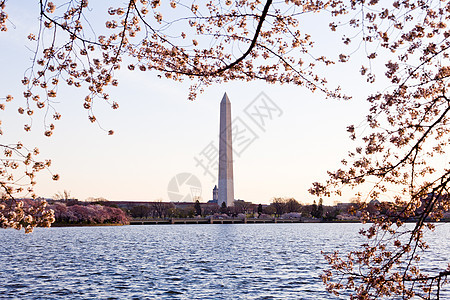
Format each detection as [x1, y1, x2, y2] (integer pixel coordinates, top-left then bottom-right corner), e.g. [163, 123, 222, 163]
[49, 202, 129, 225]
[0, 198, 55, 233]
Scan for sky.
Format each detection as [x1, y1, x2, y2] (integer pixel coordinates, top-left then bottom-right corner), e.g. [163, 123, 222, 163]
[0, 1, 388, 205]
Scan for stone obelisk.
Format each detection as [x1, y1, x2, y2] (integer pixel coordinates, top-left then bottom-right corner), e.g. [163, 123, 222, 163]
[218, 93, 234, 207]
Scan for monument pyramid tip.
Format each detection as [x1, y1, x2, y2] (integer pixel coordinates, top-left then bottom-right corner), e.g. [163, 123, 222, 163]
[221, 92, 230, 103]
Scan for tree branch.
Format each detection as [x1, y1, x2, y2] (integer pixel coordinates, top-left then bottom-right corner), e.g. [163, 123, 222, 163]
[210, 0, 273, 76]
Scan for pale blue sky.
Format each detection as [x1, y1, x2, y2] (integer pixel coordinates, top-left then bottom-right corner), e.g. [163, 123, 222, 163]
[1, 1, 389, 204]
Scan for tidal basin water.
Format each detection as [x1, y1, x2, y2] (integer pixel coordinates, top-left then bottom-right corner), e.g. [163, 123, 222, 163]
[0, 223, 448, 299]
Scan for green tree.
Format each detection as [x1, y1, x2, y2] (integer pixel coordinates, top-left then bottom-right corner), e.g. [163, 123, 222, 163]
[285, 198, 301, 213]
[219, 202, 228, 214]
[323, 207, 339, 222]
[234, 200, 252, 214]
[194, 200, 202, 216]
[310, 200, 318, 218]
[257, 204, 263, 216]
[262, 205, 276, 216]
[271, 197, 287, 217]
[130, 205, 151, 219]
[151, 199, 173, 219]
[317, 198, 323, 219]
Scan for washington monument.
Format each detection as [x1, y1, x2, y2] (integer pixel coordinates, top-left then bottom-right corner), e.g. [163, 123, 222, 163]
[218, 93, 234, 207]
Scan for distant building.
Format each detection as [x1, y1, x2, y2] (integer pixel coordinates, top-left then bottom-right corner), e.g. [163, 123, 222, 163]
[208, 185, 219, 204]
[213, 185, 218, 202]
[336, 202, 353, 211]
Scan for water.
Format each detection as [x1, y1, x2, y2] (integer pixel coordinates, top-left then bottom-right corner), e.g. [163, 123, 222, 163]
[0, 223, 448, 299]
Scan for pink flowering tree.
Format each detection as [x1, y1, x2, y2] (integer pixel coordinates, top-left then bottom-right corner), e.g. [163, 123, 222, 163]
[50, 202, 129, 225]
[0, 1, 448, 297]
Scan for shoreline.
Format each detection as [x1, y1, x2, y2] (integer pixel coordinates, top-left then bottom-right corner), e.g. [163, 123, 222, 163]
[48, 218, 449, 227]
[50, 223, 126, 227]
